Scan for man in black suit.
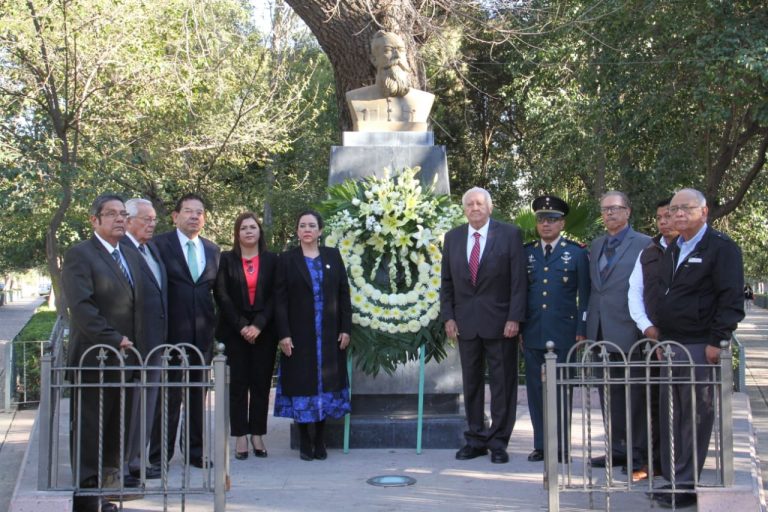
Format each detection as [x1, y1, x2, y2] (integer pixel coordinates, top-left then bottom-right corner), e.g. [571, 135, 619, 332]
[123, 198, 167, 480]
[149, 193, 220, 469]
[440, 187, 527, 464]
[62, 194, 143, 512]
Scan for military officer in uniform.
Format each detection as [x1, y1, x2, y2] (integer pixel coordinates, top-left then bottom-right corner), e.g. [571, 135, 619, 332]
[521, 195, 590, 462]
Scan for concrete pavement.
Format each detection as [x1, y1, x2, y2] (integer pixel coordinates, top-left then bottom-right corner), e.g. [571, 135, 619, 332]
[6, 303, 768, 511]
[0, 296, 45, 512]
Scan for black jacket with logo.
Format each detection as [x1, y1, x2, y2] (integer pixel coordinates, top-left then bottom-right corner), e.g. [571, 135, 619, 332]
[656, 226, 744, 347]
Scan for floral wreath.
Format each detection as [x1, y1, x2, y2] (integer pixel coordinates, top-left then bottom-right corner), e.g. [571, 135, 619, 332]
[320, 167, 464, 376]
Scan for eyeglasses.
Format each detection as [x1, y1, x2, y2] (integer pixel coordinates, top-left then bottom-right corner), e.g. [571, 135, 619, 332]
[536, 216, 562, 224]
[600, 205, 628, 214]
[669, 205, 702, 214]
[99, 210, 129, 219]
[137, 216, 158, 224]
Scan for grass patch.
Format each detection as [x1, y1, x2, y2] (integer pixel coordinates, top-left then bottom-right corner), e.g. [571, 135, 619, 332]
[15, 306, 58, 342]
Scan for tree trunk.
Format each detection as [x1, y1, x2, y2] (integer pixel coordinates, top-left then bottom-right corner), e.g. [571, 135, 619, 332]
[285, 0, 427, 132]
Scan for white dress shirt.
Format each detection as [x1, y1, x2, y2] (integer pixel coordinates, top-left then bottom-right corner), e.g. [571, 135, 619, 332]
[176, 229, 206, 273]
[95, 231, 133, 283]
[628, 237, 669, 333]
[466, 220, 490, 263]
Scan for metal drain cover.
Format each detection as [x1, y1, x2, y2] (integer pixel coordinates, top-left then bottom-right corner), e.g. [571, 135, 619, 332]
[366, 475, 417, 487]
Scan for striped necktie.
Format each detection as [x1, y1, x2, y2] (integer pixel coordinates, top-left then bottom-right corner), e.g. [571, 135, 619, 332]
[111, 249, 133, 287]
[469, 232, 481, 286]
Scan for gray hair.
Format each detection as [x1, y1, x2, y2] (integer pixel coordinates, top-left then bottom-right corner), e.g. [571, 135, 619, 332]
[600, 190, 631, 209]
[462, 187, 493, 208]
[676, 188, 707, 207]
[125, 198, 154, 218]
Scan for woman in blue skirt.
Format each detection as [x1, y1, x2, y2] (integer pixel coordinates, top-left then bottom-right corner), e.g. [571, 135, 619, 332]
[274, 210, 352, 460]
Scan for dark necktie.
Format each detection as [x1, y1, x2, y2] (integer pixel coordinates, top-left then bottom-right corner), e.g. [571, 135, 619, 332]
[544, 244, 552, 258]
[111, 249, 133, 287]
[599, 237, 620, 281]
[469, 232, 481, 286]
[138, 244, 147, 255]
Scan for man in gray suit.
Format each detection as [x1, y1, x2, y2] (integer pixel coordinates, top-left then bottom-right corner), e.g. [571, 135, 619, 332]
[122, 198, 167, 480]
[586, 191, 651, 474]
[441, 187, 527, 464]
[62, 194, 143, 512]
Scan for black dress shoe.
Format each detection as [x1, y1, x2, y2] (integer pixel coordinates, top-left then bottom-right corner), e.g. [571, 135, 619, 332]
[527, 449, 544, 462]
[73, 496, 118, 512]
[121, 473, 142, 488]
[590, 454, 626, 467]
[313, 442, 327, 460]
[653, 491, 697, 509]
[141, 464, 162, 479]
[235, 451, 248, 460]
[190, 458, 213, 469]
[490, 448, 509, 464]
[252, 448, 268, 458]
[455, 444, 488, 460]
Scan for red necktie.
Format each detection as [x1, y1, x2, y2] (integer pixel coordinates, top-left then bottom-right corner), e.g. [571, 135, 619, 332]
[469, 232, 481, 285]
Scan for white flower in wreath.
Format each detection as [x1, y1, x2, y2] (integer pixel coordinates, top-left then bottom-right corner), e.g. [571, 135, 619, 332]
[351, 198, 361, 206]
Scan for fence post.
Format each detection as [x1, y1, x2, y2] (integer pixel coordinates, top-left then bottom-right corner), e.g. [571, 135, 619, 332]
[3, 341, 11, 411]
[543, 341, 559, 512]
[37, 343, 52, 490]
[213, 343, 228, 512]
[719, 339, 734, 486]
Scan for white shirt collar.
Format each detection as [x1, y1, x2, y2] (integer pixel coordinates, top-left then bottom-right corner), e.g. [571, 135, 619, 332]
[125, 232, 141, 248]
[94, 232, 119, 252]
[176, 228, 199, 246]
[540, 235, 561, 250]
[469, 220, 490, 238]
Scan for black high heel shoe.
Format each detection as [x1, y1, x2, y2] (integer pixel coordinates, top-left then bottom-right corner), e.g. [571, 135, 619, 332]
[235, 436, 248, 460]
[251, 435, 268, 458]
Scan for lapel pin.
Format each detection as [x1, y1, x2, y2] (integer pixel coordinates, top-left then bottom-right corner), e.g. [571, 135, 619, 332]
[326, 264, 331, 269]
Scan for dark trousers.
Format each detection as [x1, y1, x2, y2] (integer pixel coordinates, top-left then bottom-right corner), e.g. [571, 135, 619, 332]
[595, 350, 647, 468]
[659, 343, 716, 484]
[226, 334, 277, 436]
[458, 335, 519, 451]
[149, 350, 208, 464]
[70, 376, 128, 485]
[126, 351, 161, 473]
[525, 346, 572, 453]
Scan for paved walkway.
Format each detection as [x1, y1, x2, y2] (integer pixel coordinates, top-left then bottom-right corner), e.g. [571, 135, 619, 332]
[735, 304, 768, 493]
[0, 296, 45, 512]
[5, 301, 768, 511]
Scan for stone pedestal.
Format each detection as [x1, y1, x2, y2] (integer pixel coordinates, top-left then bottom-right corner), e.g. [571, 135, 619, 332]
[328, 131, 450, 195]
[295, 131, 466, 449]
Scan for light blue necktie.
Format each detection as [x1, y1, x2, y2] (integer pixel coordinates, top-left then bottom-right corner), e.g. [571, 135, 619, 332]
[186, 240, 200, 281]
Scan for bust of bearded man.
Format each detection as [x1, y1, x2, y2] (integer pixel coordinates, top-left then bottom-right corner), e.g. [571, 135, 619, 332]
[345, 31, 435, 132]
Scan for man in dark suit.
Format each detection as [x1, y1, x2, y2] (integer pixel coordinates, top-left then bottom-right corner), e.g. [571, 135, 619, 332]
[62, 194, 143, 512]
[521, 195, 590, 462]
[586, 191, 651, 473]
[440, 187, 527, 464]
[149, 193, 221, 469]
[123, 198, 167, 480]
[652, 188, 744, 508]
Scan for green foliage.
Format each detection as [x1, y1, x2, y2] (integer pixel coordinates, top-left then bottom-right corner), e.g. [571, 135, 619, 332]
[513, 200, 599, 245]
[15, 308, 57, 342]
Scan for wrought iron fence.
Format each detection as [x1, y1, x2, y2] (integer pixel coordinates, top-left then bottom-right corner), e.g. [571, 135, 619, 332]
[37, 340, 229, 512]
[543, 338, 734, 511]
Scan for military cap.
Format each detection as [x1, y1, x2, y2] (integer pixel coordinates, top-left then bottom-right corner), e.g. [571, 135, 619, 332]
[532, 195, 569, 218]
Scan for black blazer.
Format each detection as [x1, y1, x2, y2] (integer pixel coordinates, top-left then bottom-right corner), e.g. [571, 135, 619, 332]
[153, 229, 220, 355]
[121, 236, 168, 356]
[214, 250, 278, 342]
[275, 246, 352, 396]
[62, 236, 143, 372]
[440, 219, 527, 340]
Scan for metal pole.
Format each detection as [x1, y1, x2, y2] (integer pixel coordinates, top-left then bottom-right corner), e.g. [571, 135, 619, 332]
[3, 342, 11, 411]
[344, 352, 352, 454]
[544, 341, 559, 512]
[213, 343, 228, 512]
[416, 344, 426, 454]
[37, 345, 52, 490]
[719, 339, 734, 486]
